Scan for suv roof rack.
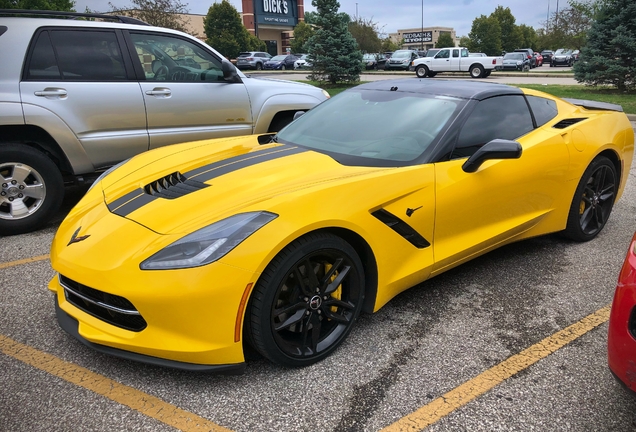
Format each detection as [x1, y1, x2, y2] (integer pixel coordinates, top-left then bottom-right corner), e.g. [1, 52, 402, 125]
[0, 9, 150, 26]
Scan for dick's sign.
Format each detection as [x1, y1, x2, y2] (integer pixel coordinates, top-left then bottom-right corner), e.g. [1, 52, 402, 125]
[255, 0, 298, 26]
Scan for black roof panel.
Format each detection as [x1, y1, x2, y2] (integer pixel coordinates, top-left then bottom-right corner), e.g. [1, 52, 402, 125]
[354, 79, 523, 101]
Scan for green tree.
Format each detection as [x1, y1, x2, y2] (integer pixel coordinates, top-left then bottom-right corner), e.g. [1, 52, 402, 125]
[517, 24, 538, 50]
[490, 6, 523, 51]
[290, 21, 314, 54]
[348, 17, 382, 53]
[574, 0, 636, 91]
[0, 0, 74, 10]
[379, 36, 401, 52]
[109, 0, 190, 33]
[468, 15, 502, 56]
[435, 32, 455, 48]
[204, 0, 264, 59]
[458, 35, 472, 48]
[305, 0, 362, 84]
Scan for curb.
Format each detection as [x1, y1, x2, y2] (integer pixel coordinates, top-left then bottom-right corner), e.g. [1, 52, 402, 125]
[627, 114, 636, 121]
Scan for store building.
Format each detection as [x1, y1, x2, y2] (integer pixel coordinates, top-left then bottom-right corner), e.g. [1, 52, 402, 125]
[389, 27, 458, 51]
[242, 0, 304, 55]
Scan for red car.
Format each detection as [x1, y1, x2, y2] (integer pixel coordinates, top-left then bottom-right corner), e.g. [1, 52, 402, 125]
[608, 231, 636, 395]
[534, 52, 544, 67]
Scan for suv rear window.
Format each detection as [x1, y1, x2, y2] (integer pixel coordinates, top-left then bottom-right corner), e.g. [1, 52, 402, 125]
[238, 52, 251, 57]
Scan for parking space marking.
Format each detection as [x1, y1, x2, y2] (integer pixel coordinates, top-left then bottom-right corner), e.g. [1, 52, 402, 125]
[382, 305, 611, 431]
[0, 334, 232, 432]
[0, 254, 50, 269]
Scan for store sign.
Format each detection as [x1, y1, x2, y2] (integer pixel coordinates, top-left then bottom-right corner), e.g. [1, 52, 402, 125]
[255, 0, 298, 26]
[403, 31, 432, 44]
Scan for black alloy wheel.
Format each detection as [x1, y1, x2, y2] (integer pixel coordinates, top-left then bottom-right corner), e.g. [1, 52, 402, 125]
[563, 156, 617, 242]
[247, 233, 365, 367]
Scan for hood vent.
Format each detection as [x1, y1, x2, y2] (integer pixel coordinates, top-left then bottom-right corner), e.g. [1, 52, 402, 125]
[552, 118, 587, 129]
[144, 172, 209, 199]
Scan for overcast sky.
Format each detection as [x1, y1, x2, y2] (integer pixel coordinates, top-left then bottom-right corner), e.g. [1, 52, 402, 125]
[74, 0, 552, 37]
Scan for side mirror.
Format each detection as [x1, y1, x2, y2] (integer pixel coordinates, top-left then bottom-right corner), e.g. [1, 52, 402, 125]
[293, 111, 306, 120]
[222, 60, 242, 83]
[462, 139, 522, 173]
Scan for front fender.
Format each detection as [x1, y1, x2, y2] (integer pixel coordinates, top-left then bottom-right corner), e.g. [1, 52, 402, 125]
[252, 93, 326, 134]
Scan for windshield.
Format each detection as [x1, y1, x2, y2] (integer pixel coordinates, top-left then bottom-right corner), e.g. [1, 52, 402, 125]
[363, 54, 376, 61]
[392, 51, 413, 59]
[554, 49, 571, 55]
[271, 55, 287, 61]
[276, 89, 463, 166]
[504, 53, 524, 60]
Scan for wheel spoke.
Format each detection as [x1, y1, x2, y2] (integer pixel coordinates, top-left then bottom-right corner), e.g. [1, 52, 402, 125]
[273, 301, 306, 321]
[322, 308, 351, 324]
[324, 298, 355, 311]
[9, 165, 32, 184]
[594, 205, 605, 226]
[274, 308, 306, 331]
[23, 184, 45, 200]
[293, 266, 313, 297]
[580, 205, 594, 232]
[9, 199, 29, 218]
[310, 313, 321, 352]
[320, 258, 343, 287]
[324, 265, 350, 295]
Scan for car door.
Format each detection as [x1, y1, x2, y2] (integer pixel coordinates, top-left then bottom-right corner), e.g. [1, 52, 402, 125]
[449, 48, 461, 71]
[128, 31, 253, 150]
[20, 27, 148, 169]
[431, 94, 569, 275]
[431, 48, 451, 70]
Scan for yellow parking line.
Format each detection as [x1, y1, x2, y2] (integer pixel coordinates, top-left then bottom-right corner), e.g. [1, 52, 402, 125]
[382, 305, 611, 431]
[0, 254, 50, 269]
[0, 334, 232, 432]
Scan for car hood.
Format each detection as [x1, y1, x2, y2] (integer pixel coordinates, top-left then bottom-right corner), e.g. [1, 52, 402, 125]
[503, 59, 522, 64]
[99, 137, 382, 235]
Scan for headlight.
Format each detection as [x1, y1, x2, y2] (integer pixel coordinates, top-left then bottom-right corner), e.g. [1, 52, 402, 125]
[87, 158, 130, 192]
[321, 89, 330, 99]
[140, 211, 277, 270]
[517, 61, 522, 65]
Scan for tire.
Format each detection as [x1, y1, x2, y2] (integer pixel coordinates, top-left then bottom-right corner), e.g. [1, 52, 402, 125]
[246, 232, 365, 367]
[281, 64, 286, 71]
[0, 144, 64, 236]
[562, 156, 617, 242]
[415, 64, 428, 78]
[483, 70, 491, 77]
[427, 71, 437, 77]
[522, 64, 530, 72]
[469, 64, 484, 78]
[256, 63, 262, 70]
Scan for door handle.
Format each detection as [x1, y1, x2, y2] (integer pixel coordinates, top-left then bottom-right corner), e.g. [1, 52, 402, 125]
[34, 88, 68, 98]
[145, 88, 172, 97]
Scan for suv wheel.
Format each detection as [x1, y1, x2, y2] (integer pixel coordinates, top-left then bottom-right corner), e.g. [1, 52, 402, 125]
[0, 145, 64, 236]
[256, 63, 262, 70]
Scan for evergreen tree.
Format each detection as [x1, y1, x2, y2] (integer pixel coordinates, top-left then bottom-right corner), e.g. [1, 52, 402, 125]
[305, 0, 362, 84]
[574, 0, 636, 91]
[435, 32, 455, 48]
[468, 15, 502, 56]
[204, 0, 264, 59]
[290, 21, 314, 54]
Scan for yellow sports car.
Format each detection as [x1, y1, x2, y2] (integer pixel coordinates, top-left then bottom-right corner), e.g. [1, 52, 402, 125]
[49, 80, 634, 373]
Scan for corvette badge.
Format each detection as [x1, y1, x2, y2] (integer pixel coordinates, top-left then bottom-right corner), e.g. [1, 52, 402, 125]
[68, 227, 90, 246]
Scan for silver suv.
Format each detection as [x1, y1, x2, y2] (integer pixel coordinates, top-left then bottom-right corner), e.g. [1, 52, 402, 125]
[0, 10, 329, 235]
[236, 51, 272, 70]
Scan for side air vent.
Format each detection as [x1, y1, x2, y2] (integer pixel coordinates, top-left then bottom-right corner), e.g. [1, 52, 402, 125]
[372, 209, 430, 249]
[144, 171, 209, 199]
[552, 118, 587, 129]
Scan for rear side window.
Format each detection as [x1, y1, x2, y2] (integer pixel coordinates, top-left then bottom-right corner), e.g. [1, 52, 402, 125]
[452, 95, 534, 159]
[526, 95, 558, 127]
[26, 29, 126, 81]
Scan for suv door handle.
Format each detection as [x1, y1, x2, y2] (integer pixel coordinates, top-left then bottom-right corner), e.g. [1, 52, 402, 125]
[34, 88, 68, 98]
[145, 88, 172, 97]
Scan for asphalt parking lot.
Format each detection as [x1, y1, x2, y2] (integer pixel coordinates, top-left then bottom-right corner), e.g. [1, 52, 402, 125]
[2, 98, 636, 431]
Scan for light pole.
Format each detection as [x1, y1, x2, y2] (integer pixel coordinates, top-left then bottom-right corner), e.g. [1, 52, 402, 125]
[421, 0, 424, 51]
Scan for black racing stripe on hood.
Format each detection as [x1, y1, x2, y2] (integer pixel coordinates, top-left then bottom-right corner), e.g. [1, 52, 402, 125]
[109, 191, 157, 217]
[185, 145, 308, 183]
[107, 189, 146, 213]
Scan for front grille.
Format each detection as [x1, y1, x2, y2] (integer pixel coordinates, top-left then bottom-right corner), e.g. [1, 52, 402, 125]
[60, 275, 147, 331]
[144, 171, 209, 199]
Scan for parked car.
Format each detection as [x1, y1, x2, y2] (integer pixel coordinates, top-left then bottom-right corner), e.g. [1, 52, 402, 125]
[361, 53, 379, 70]
[572, 49, 581, 61]
[294, 54, 311, 69]
[540, 50, 554, 63]
[263, 54, 298, 70]
[608, 230, 636, 395]
[497, 52, 530, 71]
[514, 48, 536, 68]
[236, 51, 272, 70]
[533, 52, 543, 67]
[49, 79, 634, 372]
[385, 49, 419, 71]
[0, 11, 329, 235]
[551, 49, 573, 67]
[376, 52, 393, 70]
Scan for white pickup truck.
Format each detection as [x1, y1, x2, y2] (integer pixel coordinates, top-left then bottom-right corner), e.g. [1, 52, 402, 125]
[410, 47, 503, 78]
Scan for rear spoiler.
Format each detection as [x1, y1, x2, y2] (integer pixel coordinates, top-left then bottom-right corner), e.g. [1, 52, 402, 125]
[563, 98, 623, 112]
